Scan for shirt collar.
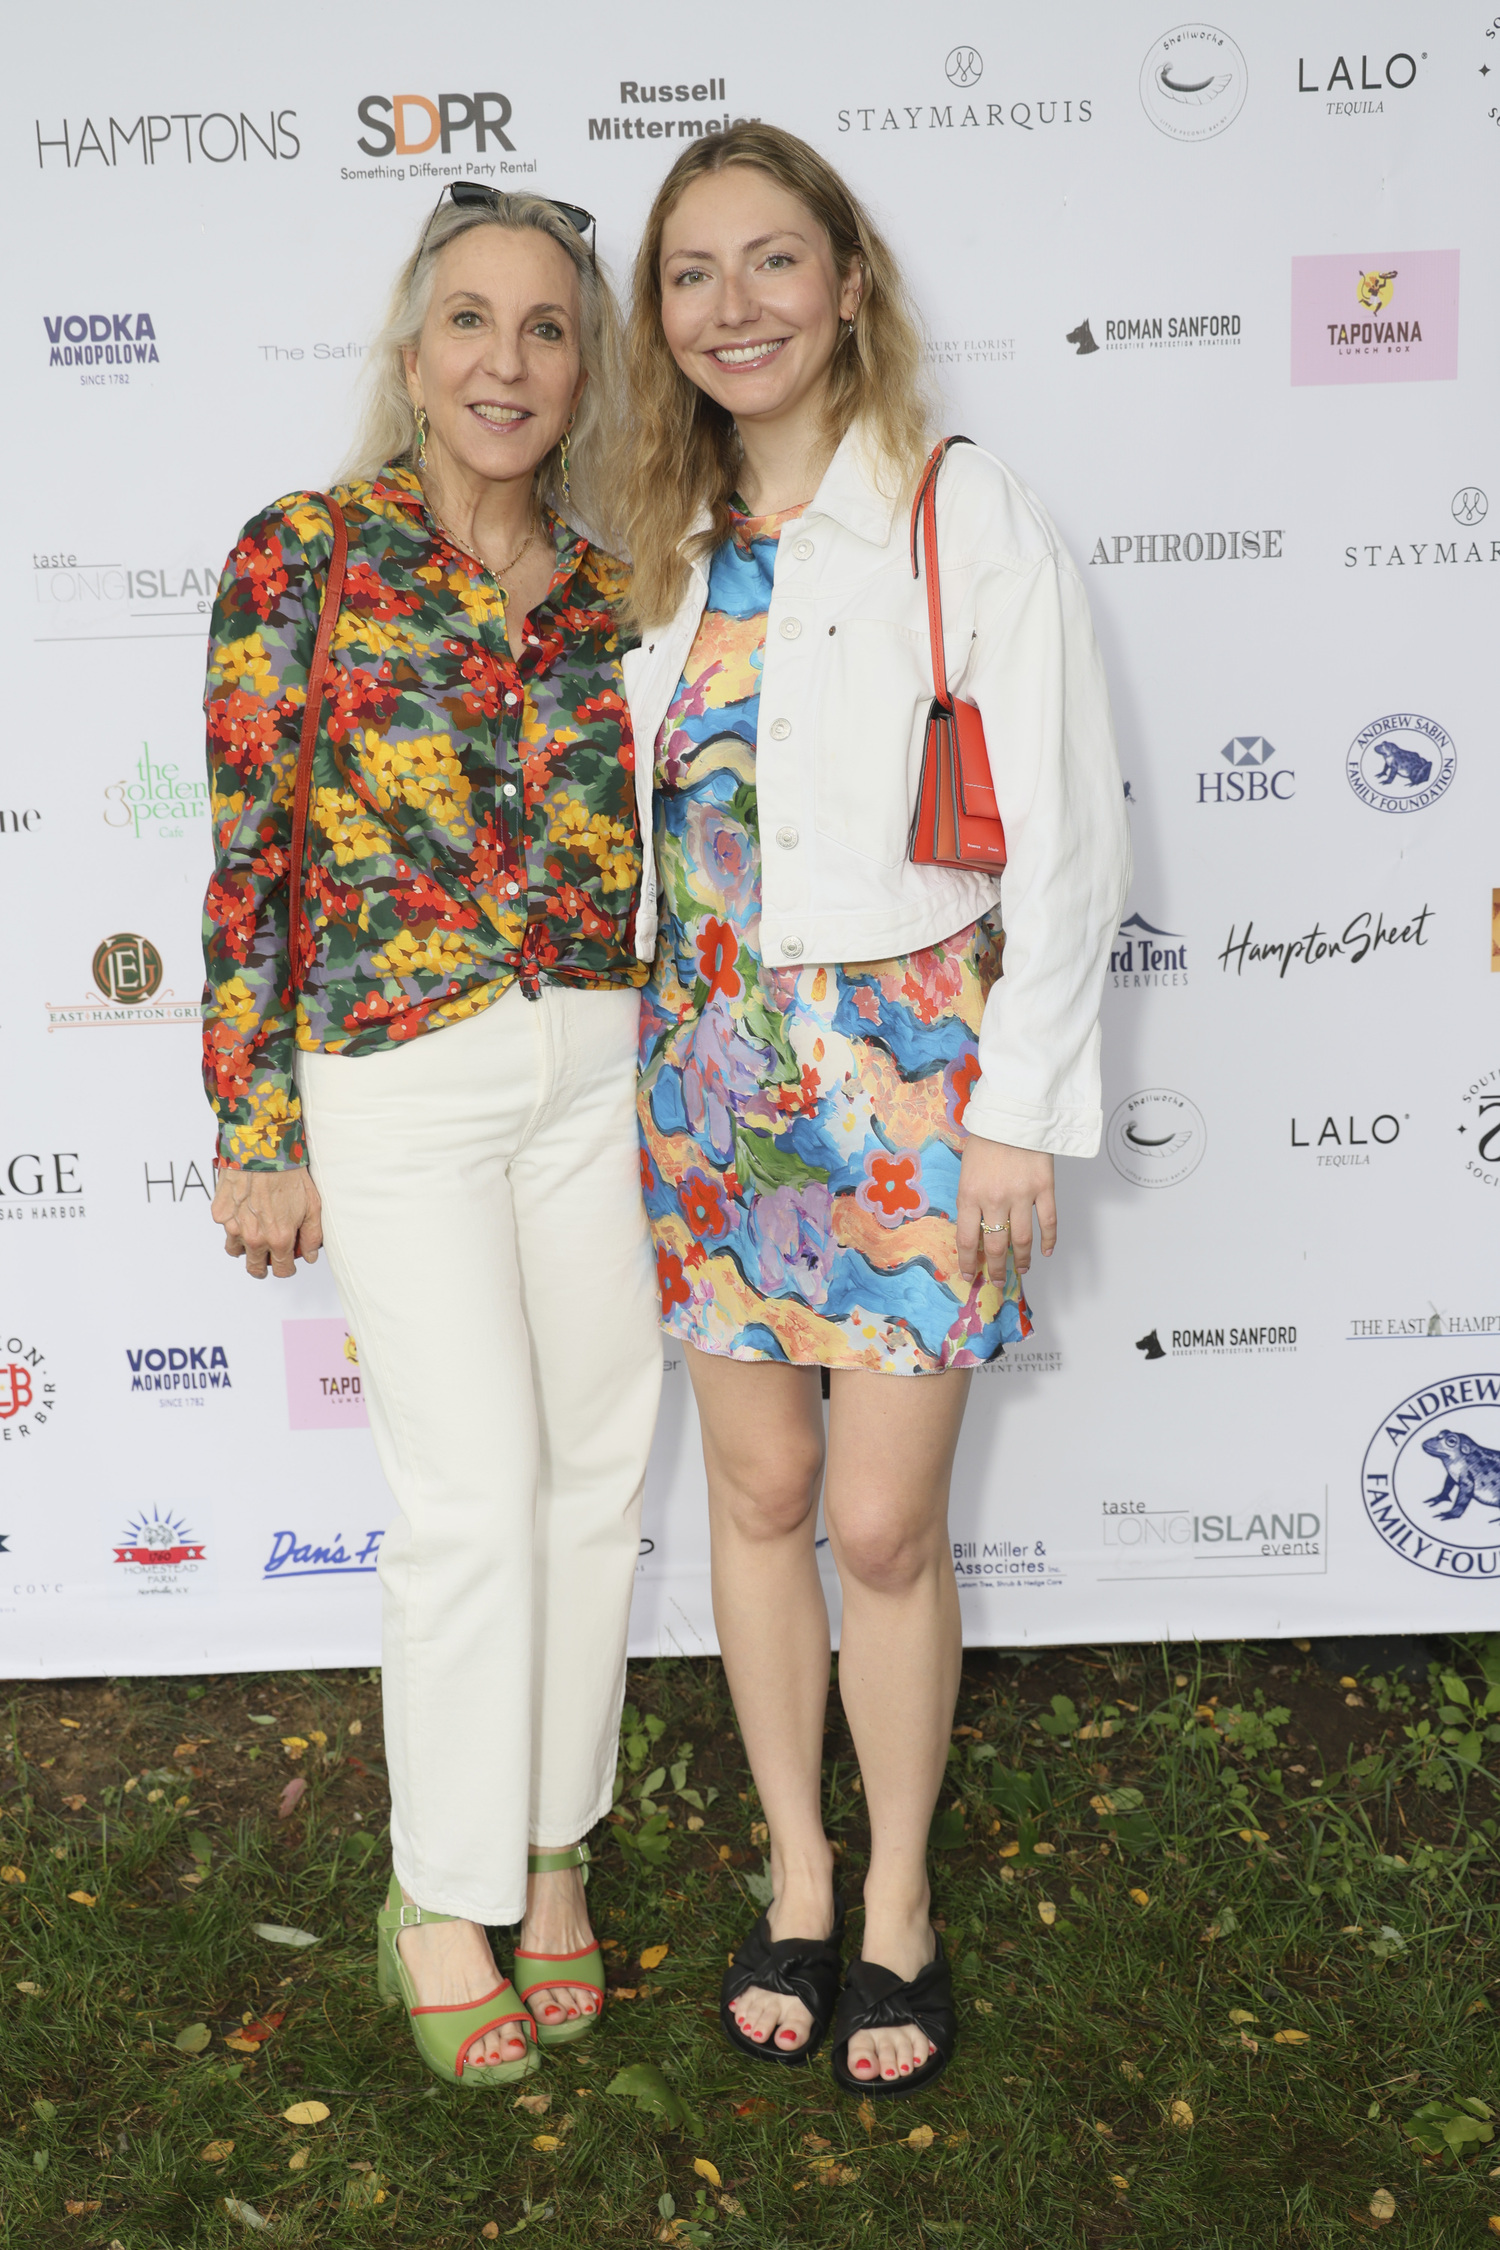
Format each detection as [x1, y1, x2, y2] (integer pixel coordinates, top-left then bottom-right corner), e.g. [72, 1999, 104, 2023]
[374, 461, 590, 603]
[676, 418, 901, 579]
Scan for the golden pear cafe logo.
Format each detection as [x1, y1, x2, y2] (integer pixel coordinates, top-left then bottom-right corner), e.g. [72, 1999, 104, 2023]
[46, 934, 199, 1030]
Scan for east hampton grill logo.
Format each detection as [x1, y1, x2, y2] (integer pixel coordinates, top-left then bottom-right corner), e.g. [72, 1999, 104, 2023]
[44, 312, 157, 371]
[46, 935, 198, 1031]
[1362, 1376, 1500, 1578]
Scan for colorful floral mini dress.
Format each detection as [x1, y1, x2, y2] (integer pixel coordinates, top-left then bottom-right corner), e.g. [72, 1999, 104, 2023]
[636, 505, 1031, 1375]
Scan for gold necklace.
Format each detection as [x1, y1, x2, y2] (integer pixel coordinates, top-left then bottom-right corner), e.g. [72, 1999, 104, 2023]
[427, 495, 538, 581]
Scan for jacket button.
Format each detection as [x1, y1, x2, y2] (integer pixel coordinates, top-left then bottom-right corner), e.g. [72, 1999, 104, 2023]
[775, 825, 799, 849]
[779, 617, 802, 639]
[769, 717, 791, 740]
[792, 538, 813, 560]
[781, 935, 804, 958]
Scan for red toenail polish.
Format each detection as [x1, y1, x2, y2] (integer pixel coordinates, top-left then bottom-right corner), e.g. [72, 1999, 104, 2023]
[900, 2064, 911, 2074]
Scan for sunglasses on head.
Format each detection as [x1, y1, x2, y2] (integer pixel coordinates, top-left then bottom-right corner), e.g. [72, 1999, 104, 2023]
[420, 180, 597, 264]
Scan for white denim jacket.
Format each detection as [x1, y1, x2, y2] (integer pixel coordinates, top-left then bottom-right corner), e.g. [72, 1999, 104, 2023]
[621, 425, 1131, 1157]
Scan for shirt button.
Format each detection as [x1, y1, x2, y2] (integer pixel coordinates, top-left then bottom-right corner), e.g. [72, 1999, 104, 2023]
[775, 826, 800, 849]
[781, 935, 804, 958]
[504, 691, 519, 705]
[779, 617, 802, 640]
[769, 717, 791, 741]
[507, 881, 520, 896]
[502, 782, 517, 797]
[792, 538, 813, 560]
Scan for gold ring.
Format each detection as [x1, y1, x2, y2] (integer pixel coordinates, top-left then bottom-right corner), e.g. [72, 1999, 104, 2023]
[980, 1220, 1011, 1234]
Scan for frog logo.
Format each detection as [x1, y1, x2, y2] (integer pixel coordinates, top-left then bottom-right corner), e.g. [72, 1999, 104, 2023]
[1356, 269, 1397, 313]
[1362, 1376, 1500, 1577]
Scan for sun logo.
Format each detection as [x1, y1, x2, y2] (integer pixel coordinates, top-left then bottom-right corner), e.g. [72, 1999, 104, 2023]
[1356, 269, 1397, 313]
[343, 1333, 360, 1365]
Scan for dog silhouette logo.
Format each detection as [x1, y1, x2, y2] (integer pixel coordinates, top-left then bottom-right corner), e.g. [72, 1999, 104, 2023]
[1136, 1329, 1166, 1362]
[1066, 319, 1099, 356]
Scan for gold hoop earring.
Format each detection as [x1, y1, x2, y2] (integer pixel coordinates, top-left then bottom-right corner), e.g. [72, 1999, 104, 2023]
[559, 428, 571, 505]
[415, 406, 429, 469]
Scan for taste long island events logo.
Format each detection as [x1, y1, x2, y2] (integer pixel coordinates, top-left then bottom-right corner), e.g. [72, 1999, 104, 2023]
[1107, 1089, 1207, 1188]
[1099, 1499, 1323, 1579]
[1346, 715, 1455, 815]
[0, 1338, 56, 1441]
[113, 1510, 206, 1597]
[1362, 1376, 1500, 1579]
[1140, 24, 1248, 141]
[46, 935, 197, 1032]
[1292, 251, 1459, 386]
[34, 552, 220, 644]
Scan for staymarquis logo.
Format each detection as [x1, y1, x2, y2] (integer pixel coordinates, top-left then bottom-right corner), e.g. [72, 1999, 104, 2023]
[1291, 250, 1459, 386]
[1111, 911, 1188, 989]
[1350, 1309, 1500, 1343]
[1219, 902, 1433, 978]
[1, 1152, 85, 1224]
[1136, 1323, 1297, 1361]
[1139, 24, 1248, 141]
[1362, 1375, 1500, 1578]
[0, 1338, 56, 1440]
[1298, 46, 1421, 116]
[1067, 307, 1241, 354]
[591, 77, 755, 146]
[33, 553, 220, 643]
[283, 1320, 369, 1431]
[1100, 1500, 1323, 1574]
[1197, 735, 1294, 805]
[113, 1509, 205, 1596]
[1458, 1065, 1500, 1191]
[44, 311, 157, 372]
[840, 42, 1092, 136]
[1107, 1089, 1207, 1188]
[45, 935, 197, 1032]
[1343, 484, 1499, 570]
[126, 1345, 232, 1398]
[350, 90, 527, 182]
[36, 110, 299, 169]
[104, 746, 208, 839]
[1090, 529, 1283, 568]
[1346, 714, 1455, 814]
[144, 1158, 212, 1206]
[1291, 1109, 1404, 1169]
[263, 1527, 384, 1581]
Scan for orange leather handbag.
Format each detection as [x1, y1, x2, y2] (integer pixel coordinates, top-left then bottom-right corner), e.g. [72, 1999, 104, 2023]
[906, 437, 1007, 873]
[285, 495, 349, 995]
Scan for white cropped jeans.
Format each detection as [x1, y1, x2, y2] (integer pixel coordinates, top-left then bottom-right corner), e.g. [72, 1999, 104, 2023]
[297, 982, 660, 1926]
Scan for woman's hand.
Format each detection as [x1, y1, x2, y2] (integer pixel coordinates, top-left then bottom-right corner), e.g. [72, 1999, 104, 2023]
[210, 1165, 324, 1281]
[956, 1137, 1056, 1286]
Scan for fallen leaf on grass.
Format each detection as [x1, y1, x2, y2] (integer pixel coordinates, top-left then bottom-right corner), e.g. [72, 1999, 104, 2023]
[904, 2125, 935, 2150]
[973, 1997, 995, 2015]
[1109, 2174, 1130, 2194]
[1120, 2061, 1143, 2082]
[65, 2199, 101, 2215]
[1032, 1840, 1057, 1857]
[857, 2098, 878, 2130]
[802, 2132, 833, 2152]
[692, 2159, 722, 2187]
[288, 2148, 308, 2171]
[1239, 2032, 1260, 2055]
[481, 2227, 499, 2241]
[1, 1867, 25, 1885]
[514, 2093, 551, 2115]
[716, 2196, 745, 2216]
[610, 1986, 639, 2000]
[640, 1943, 670, 1970]
[1369, 2190, 1396, 2223]
[174, 2023, 212, 2053]
[223, 2201, 270, 2231]
[997, 1840, 1020, 1859]
[276, 1778, 307, 1820]
[733, 2098, 775, 2117]
[1237, 1828, 1270, 1844]
[60, 1794, 86, 1812]
[68, 1891, 96, 1907]
[15, 1981, 41, 1996]
[201, 2140, 235, 2162]
[1273, 2030, 1310, 2047]
[1037, 1901, 1057, 1925]
[532, 2134, 561, 2152]
[1129, 1888, 1150, 1907]
[1487, 2220, 1500, 2238]
[607, 2061, 698, 2131]
[1405, 2097, 1495, 2159]
[1169, 2100, 1194, 2129]
[282, 2100, 330, 2126]
[281, 1736, 308, 1759]
[58, 1716, 81, 1729]
[1228, 2009, 1256, 2025]
[33, 2100, 56, 2121]
[252, 1922, 320, 1948]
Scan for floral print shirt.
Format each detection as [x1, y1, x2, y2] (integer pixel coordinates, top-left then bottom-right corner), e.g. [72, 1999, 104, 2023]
[201, 465, 644, 1170]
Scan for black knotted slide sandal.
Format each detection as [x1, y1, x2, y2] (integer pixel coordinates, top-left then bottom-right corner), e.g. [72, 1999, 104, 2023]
[719, 1900, 845, 2065]
[830, 1935, 956, 2099]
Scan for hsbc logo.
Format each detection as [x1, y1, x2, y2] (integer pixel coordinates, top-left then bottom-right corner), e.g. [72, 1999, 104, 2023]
[356, 93, 515, 158]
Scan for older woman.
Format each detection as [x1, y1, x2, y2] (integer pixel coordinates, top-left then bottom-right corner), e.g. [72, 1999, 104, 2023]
[200, 187, 659, 2085]
[622, 127, 1129, 2096]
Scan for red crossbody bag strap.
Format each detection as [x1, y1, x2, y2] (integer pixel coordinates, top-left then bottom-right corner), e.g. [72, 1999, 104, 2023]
[286, 495, 348, 998]
[909, 435, 972, 703]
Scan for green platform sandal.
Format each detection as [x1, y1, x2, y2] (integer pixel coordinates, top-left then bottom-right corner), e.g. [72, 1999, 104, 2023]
[511, 1845, 606, 2048]
[376, 1875, 540, 2087]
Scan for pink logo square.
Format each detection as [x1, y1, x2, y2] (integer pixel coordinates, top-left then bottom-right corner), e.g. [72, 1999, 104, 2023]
[282, 1318, 369, 1430]
[1291, 251, 1458, 385]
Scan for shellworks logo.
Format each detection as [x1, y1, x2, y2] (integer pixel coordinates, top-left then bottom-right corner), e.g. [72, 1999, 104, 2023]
[1362, 1377, 1500, 1578]
[1140, 24, 1248, 141]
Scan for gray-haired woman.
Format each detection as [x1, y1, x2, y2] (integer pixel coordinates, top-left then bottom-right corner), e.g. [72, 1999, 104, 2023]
[200, 186, 660, 2085]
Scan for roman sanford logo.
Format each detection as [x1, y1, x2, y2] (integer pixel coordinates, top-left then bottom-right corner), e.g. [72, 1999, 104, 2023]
[1346, 714, 1455, 814]
[1362, 1376, 1500, 1578]
[0, 1338, 56, 1439]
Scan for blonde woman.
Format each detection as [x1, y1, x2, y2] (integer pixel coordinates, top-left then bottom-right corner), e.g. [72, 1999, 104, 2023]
[201, 187, 660, 2084]
[623, 127, 1130, 2096]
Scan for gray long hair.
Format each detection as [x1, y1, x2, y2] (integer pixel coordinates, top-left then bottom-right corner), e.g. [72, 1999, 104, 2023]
[340, 195, 626, 551]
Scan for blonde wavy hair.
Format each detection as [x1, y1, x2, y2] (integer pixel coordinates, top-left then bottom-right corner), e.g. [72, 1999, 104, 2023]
[341, 194, 627, 550]
[622, 124, 934, 625]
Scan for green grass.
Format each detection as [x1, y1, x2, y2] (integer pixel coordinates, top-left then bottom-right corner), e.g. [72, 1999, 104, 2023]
[3, 1638, 1500, 2247]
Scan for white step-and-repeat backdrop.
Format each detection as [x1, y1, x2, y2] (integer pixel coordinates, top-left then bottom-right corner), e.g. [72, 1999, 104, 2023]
[5, 3, 1497, 1675]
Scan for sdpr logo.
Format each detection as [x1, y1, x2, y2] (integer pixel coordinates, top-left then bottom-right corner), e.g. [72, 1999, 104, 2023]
[356, 93, 514, 156]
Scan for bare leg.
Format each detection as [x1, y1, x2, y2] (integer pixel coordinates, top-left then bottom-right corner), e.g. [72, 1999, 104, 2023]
[517, 1854, 602, 2031]
[824, 1366, 970, 2085]
[688, 1346, 835, 2053]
